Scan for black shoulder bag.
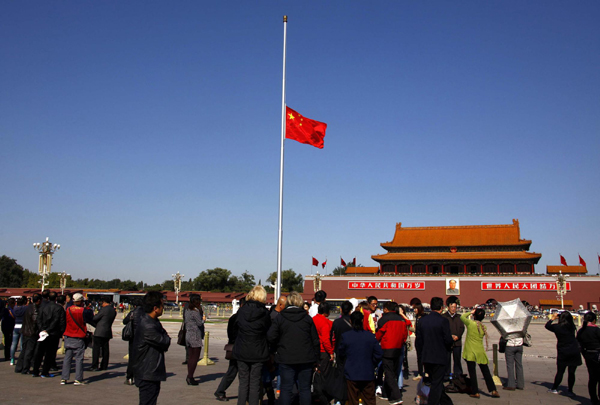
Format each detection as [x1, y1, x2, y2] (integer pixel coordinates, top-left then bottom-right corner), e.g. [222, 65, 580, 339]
[122, 320, 133, 341]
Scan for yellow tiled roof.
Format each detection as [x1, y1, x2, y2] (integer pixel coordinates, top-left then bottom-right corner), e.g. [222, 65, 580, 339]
[381, 219, 531, 248]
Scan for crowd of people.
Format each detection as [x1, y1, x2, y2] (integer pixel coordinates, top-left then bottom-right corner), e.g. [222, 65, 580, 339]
[212, 292, 495, 405]
[0, 290, 118, 383]
[213, 288, 600, 405]
[2, 287, 600, 405]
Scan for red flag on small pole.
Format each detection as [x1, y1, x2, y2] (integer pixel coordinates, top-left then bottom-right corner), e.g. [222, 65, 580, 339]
[322, 260, 327, 269]
[352, 257, 356, 266]
[560, 255, 567, 266]
[312, 257, 319, 266]
[341, 258, 346, 267]
[579, 255, 587, 267]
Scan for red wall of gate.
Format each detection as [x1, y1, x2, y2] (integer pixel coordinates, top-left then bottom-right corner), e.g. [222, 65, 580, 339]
[304, 277, 600, 308]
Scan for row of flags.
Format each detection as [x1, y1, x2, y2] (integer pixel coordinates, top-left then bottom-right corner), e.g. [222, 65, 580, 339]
[559, 254, 600, 267]
[312, 257, 356, 269]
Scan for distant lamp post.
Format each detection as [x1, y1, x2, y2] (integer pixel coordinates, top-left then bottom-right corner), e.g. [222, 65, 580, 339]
[33, 237, 60, 292]
[172, 272, 184, 305]
[59, 271, 70, 295]
[553, 270, 569, 310]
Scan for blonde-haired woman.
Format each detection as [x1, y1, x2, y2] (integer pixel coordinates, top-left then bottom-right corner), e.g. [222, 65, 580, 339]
[268, 291, 320, 405]
[232, 285, 271, 405]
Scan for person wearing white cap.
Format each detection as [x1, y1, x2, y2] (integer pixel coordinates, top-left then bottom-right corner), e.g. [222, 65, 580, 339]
[61, 293, 93, 385]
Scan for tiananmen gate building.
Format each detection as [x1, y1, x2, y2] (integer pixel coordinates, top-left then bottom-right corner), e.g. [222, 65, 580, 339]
[304, 220, 600, 309]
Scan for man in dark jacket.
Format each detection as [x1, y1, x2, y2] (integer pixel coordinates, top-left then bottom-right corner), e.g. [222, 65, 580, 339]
[33, 291, 66, 377]
[442, 297, 465, 379]
[268, 291, 319, 405]
[15, 294, 41, 374]
[132, 291, 171, 405]
[214, 297, 244, 401]
[2, 298, 16, 361]
[339, 311, 383, 405]
[416, 297, 454, 405]
[123, 302, 144, 385]
[90, 295, 117, 371]
[331, 300, 353, 359]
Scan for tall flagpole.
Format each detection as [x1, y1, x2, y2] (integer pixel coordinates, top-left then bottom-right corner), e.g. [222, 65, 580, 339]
[276, 16, 288, 301]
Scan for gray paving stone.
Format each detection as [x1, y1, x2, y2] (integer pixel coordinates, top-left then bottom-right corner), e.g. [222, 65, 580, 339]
[1, 315, 595, 404]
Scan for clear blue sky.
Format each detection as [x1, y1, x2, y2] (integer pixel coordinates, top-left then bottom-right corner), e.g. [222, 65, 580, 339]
[1, 1, 599, 286]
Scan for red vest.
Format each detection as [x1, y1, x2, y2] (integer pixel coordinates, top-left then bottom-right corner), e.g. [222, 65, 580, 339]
[64, 306, 87, 338]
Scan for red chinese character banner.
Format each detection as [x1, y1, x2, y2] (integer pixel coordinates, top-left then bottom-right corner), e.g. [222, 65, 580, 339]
[480, 282, 571, 291]
[348, 281, 426, 290]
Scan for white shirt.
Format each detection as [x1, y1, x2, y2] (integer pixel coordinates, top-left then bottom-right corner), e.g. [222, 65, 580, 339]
[507, 337, 523, 347]
[309, 302, 319, 317]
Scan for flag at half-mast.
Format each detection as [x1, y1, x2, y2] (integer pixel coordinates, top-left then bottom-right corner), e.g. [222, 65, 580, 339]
[322, 260, 327, 269]
[286, 106, 327, 149]
[312, 257, 319, 266]
[579, 255, 587, 267]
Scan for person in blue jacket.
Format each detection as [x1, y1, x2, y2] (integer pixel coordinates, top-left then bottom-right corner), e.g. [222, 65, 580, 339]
[339, 311, 383, 405]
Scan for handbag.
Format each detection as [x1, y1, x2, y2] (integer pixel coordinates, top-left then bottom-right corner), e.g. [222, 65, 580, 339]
[177, 311, 186, 346]
[523, 333, 532, 347]
[68, 307, 93, 348]
[498, 337, 507, 353]
[322, 360, 347, 401]
[122, 321, 133, 341]
[224, 343, 234, 360]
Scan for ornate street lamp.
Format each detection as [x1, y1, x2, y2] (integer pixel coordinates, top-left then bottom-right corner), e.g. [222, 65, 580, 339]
[172, 271, 184, 305]
[33, 237, 60, 292]
[59, 271, 70, 295]
[553, 270, 569, 310]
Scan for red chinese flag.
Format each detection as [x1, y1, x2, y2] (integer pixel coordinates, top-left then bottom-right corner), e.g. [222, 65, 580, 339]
[322, 260, 327, 269]
[579, 255, 587, 267]
[312, 257, 319, 266]
[285, 106, 327, 149]
[560, 255, 567, 266]
[352, 257, 356, 266]
[341, 258, 346, 267]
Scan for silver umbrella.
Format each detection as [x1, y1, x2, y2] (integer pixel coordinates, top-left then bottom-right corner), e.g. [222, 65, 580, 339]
[491, 298, 532, 339]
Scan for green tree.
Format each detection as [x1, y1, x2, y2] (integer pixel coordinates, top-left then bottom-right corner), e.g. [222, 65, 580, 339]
[266, 269, 304, 292]
[192, 268, 232, 292]
[332, 266, 346, 276]
[162, 280, 175, 291]
[120, 280, 139, 291]
[22, 269, 41, 288]
[180, 278, 193, 292]
[229, 271, 255, 293]
[0, 255, 26, 287]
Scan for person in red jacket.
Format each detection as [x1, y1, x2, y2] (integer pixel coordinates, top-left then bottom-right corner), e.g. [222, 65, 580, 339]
[61, 293, 94, 385]
[376, 301, 411, 405]
[313, 302, 334, 404]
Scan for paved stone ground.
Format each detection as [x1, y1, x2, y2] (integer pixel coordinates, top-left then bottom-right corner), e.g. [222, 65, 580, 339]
[0, 315, 595, 404]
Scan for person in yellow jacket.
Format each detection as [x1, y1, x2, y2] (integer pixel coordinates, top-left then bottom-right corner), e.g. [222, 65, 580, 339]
[357, 302, 376, 333]
[461, 307, 500, 398]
